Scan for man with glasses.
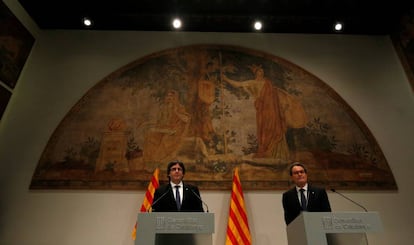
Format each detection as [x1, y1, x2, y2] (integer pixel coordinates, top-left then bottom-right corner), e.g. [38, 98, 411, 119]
[152, 161, 204, 212]
[282, 162, 331, 225]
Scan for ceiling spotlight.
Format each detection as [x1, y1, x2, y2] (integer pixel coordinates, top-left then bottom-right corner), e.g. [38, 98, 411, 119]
[254, 21, 263, 31]
[82, 17, 93, 27]
[334, 21, 344, 32]
[172, 18, 182, 29]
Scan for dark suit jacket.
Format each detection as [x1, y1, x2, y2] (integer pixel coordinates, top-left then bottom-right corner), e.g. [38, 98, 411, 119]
[152, 183, 204, 212]
[282, 184, 331, 225]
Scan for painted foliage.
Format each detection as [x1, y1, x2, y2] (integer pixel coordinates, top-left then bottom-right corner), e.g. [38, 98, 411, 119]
[30, 45, 397, 190]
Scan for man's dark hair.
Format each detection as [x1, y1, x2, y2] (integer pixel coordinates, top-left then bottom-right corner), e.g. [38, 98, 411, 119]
[288, 162, 307, 176]
[167, 160, 186, 178]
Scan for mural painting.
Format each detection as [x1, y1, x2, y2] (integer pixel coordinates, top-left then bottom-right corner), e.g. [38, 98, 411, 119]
[30, 45, 397, 191]
[0, 1, 35, 89]
[392, 10, 414, 92]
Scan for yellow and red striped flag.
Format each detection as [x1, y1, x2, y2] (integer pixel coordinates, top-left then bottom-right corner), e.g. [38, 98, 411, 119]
[225, 167, 251, 245]
[131, 167, 159, 240]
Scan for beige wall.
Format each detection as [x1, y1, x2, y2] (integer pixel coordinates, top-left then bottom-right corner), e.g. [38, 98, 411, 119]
[1, 0, 414, 244]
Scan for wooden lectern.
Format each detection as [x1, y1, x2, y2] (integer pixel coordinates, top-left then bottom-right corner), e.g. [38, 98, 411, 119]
[135, 212, 214, 245]
[286, 212, 383, 245]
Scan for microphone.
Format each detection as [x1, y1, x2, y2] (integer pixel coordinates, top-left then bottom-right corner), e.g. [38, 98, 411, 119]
[186, 187, 209, 213]
[331, 189, 368, 212]
[149, 185, 171, 212]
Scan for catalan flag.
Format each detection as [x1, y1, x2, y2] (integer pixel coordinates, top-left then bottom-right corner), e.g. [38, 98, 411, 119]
[131, 168, 159, 240]
[226, 167, 251, 245]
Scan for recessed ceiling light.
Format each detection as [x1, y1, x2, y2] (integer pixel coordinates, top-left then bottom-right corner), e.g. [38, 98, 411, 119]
[172, 18, 182, 29]
[254, 21, 263, 31]
[334, 21, 344, 32]
[82, 17, 93, 27]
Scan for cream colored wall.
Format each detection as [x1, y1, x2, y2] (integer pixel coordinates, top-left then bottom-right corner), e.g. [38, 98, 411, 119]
[1, 1, 414, 244]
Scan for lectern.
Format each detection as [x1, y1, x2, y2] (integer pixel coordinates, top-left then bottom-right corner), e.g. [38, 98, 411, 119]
[286, 212, 383, 245]
[135, 212, 214, 245]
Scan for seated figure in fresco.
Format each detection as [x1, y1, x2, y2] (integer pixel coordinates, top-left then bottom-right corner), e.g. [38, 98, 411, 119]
[222, 64, 307, 161]
[142, 90, 191, 163]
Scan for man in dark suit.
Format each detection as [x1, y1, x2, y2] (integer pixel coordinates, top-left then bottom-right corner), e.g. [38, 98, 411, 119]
[282, 162, 331, 225]
[151, 161, 203, 244]
[152, 160, 204, 212]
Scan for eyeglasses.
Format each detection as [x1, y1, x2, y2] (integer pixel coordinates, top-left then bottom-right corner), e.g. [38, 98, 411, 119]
[170, 167, 183, 172]
[292, 170, 306, 175]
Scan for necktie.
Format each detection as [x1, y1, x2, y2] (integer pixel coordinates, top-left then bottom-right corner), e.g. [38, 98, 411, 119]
[300, 188, 307, 211]
[175, 185, 181, 210]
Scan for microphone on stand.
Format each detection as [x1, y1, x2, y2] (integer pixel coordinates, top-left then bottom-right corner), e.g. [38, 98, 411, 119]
[186, 187, 209, 213]
[330, 189, 368, 212]
[149, 185, 171, 212]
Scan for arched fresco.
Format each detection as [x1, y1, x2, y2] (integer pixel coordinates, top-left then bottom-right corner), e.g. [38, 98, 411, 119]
[30, 45, 397, 190]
